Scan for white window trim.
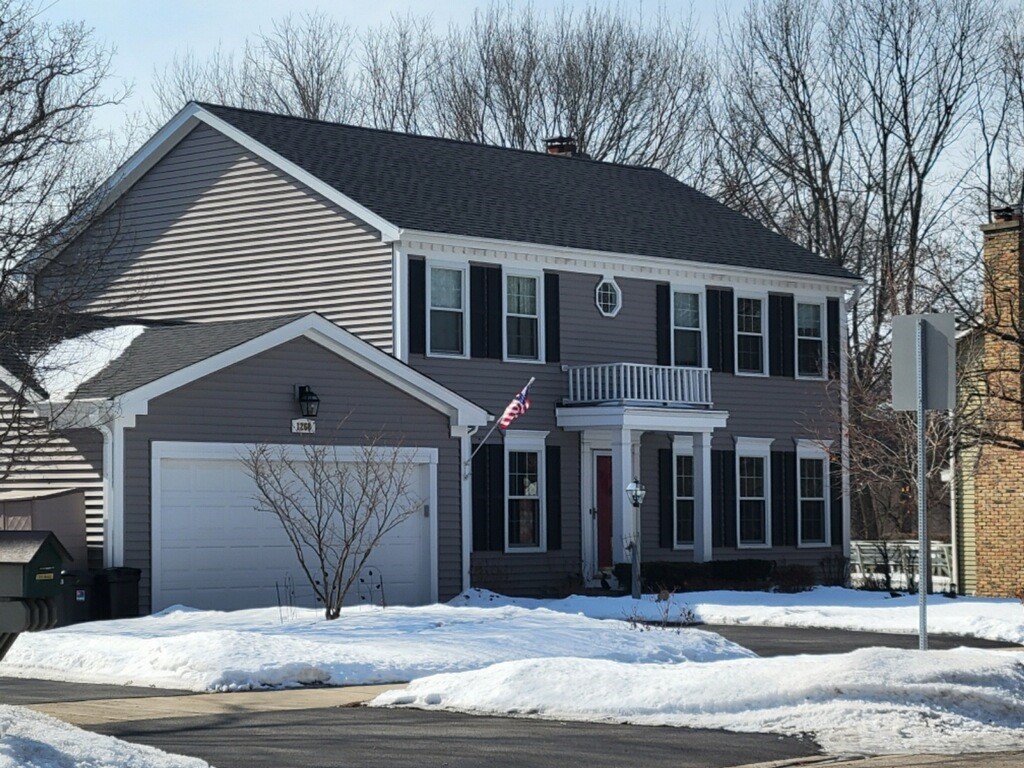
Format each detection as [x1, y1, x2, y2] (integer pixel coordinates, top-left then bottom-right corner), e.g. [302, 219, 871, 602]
[425, 259, 470, 359]
[734, 291, 769, 377]
[735, 437, 773, 549]
[670, 284, 707, 369]
[796, 439, 832, 548]
[502, 268, 545, 364]
[595, 276, 622, 318]
[672, 435, 695, 550]
[504, 430, 548, 553]
[794, 297, 828, 381]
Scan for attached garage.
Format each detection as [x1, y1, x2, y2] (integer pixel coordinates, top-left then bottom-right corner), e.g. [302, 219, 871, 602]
[151, 442, 437, 612]
[41, 313, 489, 614]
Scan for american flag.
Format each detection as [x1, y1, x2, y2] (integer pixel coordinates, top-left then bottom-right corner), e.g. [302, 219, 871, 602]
[499, 379, 533, 430]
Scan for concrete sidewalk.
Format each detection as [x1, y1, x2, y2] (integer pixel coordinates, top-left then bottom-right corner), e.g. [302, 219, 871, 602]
[28, 684, 402, 726]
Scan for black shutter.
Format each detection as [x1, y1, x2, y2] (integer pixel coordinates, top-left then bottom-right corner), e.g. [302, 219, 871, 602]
[545, 272, 560, 363]
[772, 451, 797, 547]
[707, 288, 734, 374]
[486, 266, 503, 359]
[658, 449, 674, 548]
[470, 264, 504, 359]
[656, 284, 671, 365]
[711, 449, 736, 548]
[830, 455, 843, 546]
[408, 258, 426, 355]
[768, 294, 795, 378]
[827, 298, 841, 379]
[470, 265, 488, 358]
[545, 445, 562, 551]
[471, 443, 505, 551]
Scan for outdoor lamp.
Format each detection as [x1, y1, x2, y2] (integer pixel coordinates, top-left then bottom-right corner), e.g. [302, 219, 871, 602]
[626, 478, 646, 508]
[295, 385, 320, 418]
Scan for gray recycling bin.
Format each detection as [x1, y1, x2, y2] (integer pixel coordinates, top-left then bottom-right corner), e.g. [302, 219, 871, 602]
[96, 567, 141, 620]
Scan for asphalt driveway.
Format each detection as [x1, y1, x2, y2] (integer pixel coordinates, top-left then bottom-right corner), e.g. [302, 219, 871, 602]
[91, 707, 822, 768]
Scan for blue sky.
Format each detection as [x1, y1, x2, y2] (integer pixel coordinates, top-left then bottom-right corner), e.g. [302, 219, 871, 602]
[37, 0, 729, 131]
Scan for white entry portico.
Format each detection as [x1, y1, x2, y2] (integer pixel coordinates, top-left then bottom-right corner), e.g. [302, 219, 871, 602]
[556, 404, 729, 575]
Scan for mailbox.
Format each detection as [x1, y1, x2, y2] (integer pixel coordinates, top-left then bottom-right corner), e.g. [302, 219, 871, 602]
[0, 531, 71, 600]
[0, 531, 72, 661]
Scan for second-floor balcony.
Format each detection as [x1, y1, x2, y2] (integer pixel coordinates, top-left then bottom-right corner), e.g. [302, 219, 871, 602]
[564, 363, 713, 408]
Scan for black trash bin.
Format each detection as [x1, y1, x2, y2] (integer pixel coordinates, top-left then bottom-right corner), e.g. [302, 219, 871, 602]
[96, 567, 141, 620]
[58, 570, 98, 626]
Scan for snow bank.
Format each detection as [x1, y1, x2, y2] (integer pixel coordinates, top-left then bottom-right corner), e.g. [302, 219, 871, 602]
[0, 603, 752, 692]
[373, 647, 1024, 755]
[0, 705, 209, 768]
[34, 325, 146, 399]
[457, 587, 1024, 644]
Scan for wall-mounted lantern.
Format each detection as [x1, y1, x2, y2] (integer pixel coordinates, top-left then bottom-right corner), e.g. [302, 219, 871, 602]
[295, 385, 320, 418]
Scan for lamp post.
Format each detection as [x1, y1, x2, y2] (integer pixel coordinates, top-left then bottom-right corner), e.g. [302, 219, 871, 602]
[625, 478, 646, 600]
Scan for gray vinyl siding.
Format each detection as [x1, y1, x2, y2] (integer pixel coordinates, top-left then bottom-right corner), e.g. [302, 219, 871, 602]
[0, 385, 104, 568]
[122, 337, 459, 612]
[48, 123, 394, 350]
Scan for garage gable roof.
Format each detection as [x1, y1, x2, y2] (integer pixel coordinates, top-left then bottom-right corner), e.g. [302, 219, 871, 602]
[74, 314, 490, 429]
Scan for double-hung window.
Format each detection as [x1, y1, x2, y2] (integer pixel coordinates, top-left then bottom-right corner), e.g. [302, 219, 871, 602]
[428, 264, 467, 356]
[674, 453, 695, 547]
[673, 290, 703, 367]
[505, 273, 541, 361]
[736, 295, 767, 375]
[504, 431, 547, 552]
[736, 438, 773, 548]
[796, 301, 825, 378]
[797, 441, 831, 546]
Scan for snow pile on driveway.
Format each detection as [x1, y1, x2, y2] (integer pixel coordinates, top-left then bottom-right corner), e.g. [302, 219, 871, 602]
[373, 647, 1024, 755]
[457, 587, 1024, 644]
[0, 705, 210, 768]
[0, 602, 753, 691]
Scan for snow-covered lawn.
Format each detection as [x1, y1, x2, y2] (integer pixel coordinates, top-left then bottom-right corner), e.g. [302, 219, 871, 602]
[457, 586, 1024, 644]
[0, 705, 209, 768]
[0, 602, 752, 691]
[373, 647, 1024, 756]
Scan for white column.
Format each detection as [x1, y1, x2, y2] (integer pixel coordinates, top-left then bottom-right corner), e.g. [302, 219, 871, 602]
[693, 430, 713, 562]
[611, 428, 633, 563]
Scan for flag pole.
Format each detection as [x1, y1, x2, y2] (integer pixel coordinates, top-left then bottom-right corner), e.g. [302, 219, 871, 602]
[464, 376, 535, 470]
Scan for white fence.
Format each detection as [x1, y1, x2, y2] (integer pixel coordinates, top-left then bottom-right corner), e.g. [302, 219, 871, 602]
[849, 540, 954, 592]
[565, 363, 712, 406]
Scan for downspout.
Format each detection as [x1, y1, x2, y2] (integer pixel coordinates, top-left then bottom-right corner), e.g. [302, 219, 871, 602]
[97, 424, 113, 568]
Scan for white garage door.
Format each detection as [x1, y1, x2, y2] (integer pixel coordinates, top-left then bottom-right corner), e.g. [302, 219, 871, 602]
[152, 442, 434, 612]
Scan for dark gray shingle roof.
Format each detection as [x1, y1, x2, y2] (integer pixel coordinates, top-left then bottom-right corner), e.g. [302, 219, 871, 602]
[200, 103, 856, 281]
[75, 314, 305, 399]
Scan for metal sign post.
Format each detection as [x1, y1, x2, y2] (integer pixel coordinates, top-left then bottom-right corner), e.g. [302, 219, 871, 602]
[892, 314, 955, 652]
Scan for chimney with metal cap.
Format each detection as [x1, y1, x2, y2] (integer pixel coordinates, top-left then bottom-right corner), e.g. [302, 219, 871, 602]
[544, 136, 577, 157]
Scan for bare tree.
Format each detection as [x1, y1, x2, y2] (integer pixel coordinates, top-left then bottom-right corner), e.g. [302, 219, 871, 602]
[149, 10, 357, 125]
[243, 434, 423, 619]
[359, 14, 436, 133]
[0, 0, 128, 484]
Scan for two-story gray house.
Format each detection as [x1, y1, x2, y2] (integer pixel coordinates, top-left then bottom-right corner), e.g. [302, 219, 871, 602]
[3, 102, 858, 613]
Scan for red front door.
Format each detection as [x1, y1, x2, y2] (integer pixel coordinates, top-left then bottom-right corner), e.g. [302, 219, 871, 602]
[595, 455, 613, 570]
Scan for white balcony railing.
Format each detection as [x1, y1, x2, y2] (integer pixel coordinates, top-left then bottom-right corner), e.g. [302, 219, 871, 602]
[565, 363, 712, 407]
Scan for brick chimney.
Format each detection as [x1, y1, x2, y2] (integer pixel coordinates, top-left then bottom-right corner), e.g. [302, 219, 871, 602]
[544, 136, 578, 157]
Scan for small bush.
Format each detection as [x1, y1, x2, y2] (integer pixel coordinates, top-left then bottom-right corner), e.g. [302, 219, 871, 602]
[771, 564, 817, 593]
[614, 559, 831, 594]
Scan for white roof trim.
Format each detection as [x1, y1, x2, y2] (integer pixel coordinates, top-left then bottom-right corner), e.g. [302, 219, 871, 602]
[400, 230, 861, 290]
[110, 313, 489, 430]
[556, 405, 729, 433]
[0, 363, 43, 402]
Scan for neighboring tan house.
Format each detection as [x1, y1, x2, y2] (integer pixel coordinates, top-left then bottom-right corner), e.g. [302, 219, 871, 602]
[0, 102, 859, 613]
[951, 209, 1024, 597]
